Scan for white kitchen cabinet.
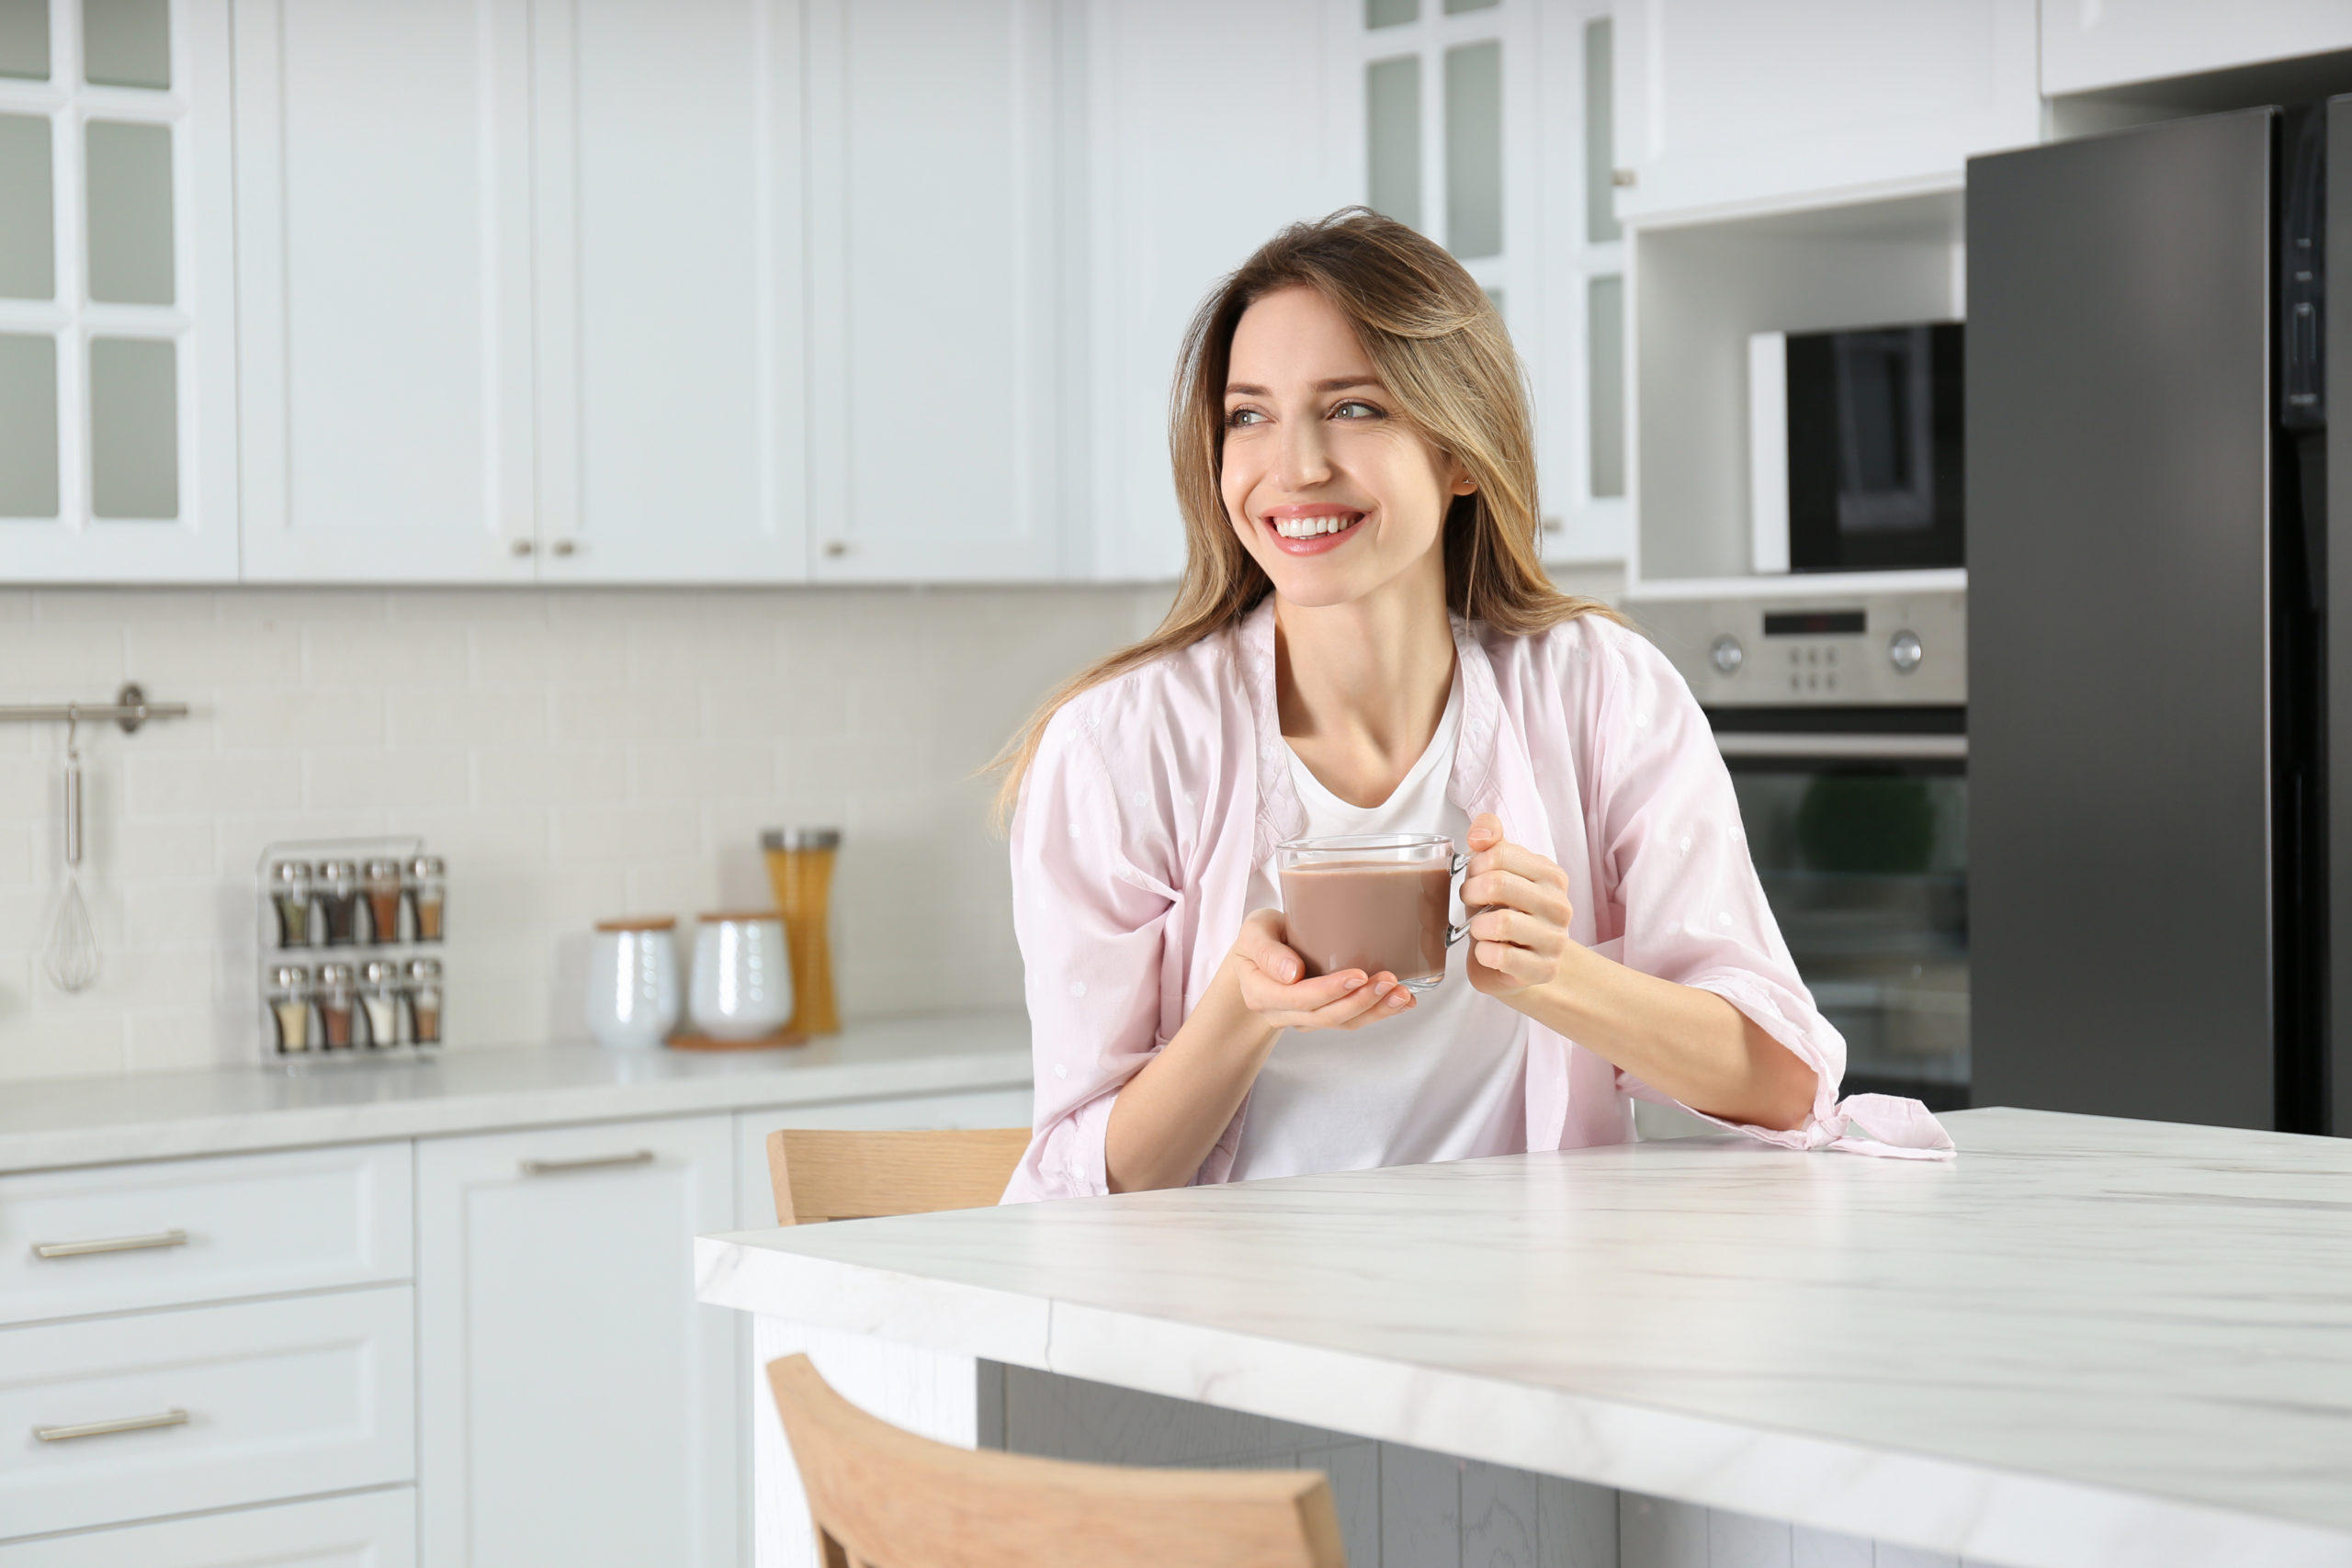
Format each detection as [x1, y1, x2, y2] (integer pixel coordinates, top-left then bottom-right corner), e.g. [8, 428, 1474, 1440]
[232, 0, 536, 582]
[1610, 0, 2039, 224]
[528, 0, 807, 583]
[0, 1486, 415, 1568]
[1077, 0, 1350, 581]
[2042, 1, 2352, 97]
[418, 1115, 739, 1568]
[801, 0, 1066, 582]
[0, 0, 240, 583]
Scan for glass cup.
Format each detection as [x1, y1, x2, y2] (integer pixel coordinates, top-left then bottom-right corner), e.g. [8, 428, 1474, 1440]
[1275, 833, 1468, 991]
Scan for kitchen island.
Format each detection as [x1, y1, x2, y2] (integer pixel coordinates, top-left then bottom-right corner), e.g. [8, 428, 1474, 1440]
[696, 1108, 2352, 1568]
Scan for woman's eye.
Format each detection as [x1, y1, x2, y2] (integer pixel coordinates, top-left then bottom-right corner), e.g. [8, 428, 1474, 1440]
[1226, 408, 1267, 428]
[1331, 400, 1382, 421]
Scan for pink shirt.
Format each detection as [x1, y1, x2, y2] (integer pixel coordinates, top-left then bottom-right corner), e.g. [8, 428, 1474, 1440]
[1001, 601, 1952, 1204]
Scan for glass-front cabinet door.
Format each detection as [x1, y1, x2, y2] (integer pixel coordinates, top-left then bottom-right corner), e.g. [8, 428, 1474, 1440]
[1729, 755, 1969, 1110]
[0, 0, 236, 581]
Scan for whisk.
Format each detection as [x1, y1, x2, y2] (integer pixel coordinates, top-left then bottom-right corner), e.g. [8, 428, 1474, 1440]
[43, 712, 98, 994]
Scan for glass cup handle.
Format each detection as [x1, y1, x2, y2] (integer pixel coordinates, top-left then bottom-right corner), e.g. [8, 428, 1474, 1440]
[1446, 851, 1471, 947]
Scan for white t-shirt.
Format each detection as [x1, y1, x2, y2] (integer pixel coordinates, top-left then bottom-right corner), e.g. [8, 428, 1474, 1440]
[1227, 678, 1531, 1182]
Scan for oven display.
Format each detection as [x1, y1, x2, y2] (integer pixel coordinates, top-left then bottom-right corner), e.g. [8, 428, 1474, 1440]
[1762, 610, 1866, 637]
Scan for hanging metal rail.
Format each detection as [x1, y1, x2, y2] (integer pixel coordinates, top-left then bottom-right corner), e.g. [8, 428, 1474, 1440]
[0, 683, 189, 733]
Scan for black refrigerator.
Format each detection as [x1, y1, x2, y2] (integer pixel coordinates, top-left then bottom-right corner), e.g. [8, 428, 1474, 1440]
[1969, 99, 2349, 1134]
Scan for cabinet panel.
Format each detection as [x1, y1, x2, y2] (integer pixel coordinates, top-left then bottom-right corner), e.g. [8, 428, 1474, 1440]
[0, 1287, 416, 1540]
[2041, 1, 2352, 97]
[233, 0, 534, 581]
[531, 0, 806, 582]
[1081, 0, 1349, 581]
[1611, 0, 2038, 223]
[0, 1142, 412, 1327]
[419, 1115, 738, 1568]
[804, 0, 1061, 581]
[0, 1487, 415, 1568]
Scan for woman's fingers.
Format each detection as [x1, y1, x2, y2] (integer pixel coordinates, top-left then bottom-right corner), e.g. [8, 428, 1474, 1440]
[1472, 939, 1551, 988]
[1467, 905, 1566, 957]
[1310, 975, 1415, 1030]
[1460, 867, 1572, 928]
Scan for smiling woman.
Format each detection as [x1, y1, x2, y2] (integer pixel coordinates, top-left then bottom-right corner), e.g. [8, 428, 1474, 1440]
[992, 209, 1951, 1201]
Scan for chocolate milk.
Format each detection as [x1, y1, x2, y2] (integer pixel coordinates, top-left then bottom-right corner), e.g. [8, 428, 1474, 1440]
[1280, 860, 1453, 985]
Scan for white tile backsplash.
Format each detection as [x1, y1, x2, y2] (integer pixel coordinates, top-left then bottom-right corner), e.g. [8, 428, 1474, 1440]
[0, 584, 1168, 1082]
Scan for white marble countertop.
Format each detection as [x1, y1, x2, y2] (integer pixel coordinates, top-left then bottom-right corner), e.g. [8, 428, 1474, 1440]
[0, 1011, 1031, 1173]
[697, 1108, 2352, 1568]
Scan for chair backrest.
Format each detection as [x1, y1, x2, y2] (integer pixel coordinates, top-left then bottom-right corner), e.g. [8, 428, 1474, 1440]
[766, 1354, 1347, 1568]
[764, 1126, 1031, 1224]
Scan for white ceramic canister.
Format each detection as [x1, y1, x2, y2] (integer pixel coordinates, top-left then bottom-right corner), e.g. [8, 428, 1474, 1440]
[585, 917, 682, 1050]
[689, 911, 793, 1041]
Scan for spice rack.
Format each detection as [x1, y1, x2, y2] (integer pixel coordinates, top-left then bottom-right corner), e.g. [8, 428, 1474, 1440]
[255, 836, 446, 1069]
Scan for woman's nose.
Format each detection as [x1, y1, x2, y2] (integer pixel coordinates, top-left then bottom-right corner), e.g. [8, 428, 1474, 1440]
[1275, 416, 1333, 490]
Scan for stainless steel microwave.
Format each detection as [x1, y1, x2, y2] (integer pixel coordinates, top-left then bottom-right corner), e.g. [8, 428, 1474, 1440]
[1748, 322, 1964, 573]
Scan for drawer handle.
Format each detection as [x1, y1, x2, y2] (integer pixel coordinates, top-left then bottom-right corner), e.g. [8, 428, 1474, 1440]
[519, 1150, 655, 1177]
[36, 1408, 190, 1443]
[32, 1228, 188, 1260]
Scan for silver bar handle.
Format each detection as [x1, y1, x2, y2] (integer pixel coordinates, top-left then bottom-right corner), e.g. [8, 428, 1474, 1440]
[33, 1228, 189, 1260]
[36, 1408, 189, 1442]
[519, 1150, 655, 1177]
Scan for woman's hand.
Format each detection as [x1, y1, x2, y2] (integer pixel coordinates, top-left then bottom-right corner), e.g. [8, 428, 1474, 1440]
[1231, 908, 1418, 1031]
[1460, 813, 1576, 998]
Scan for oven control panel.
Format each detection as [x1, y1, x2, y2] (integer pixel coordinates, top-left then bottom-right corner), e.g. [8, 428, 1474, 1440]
[1633, 590, 1965, 707]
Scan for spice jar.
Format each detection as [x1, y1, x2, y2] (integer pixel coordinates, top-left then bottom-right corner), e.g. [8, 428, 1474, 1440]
[359, 960, 405, 1048]
[407, 957, 443, 1045]
[268, 862, 313, 948]
[267, 964, 312, 1054]
[318, 862, 361, 946]
[317, 962, 358, 1049]
[363, 860, 406, 945]
[408, 856, 447, 943]
[761, 828, 840, 1035]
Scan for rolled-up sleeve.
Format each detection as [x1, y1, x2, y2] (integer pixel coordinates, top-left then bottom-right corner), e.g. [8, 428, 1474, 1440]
[1589, 629, 1853, 1145]
[1000, 700, 1182, 1201]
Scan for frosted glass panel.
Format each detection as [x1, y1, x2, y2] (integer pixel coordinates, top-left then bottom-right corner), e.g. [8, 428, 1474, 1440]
[1367, 57, 1420, 231]
[89, 336, 176, 518]
[1445, 42, 1501, 260]
[1588, 275, 1624, 499]
[85, 119, 174, 303]
[0, 114, 52, 298]
[1365, 0, 1416, 25]
[83, 0, 169, 88]
[0, 0, 48, 79]
[1442, 0, 1498, 11]
[1585, 20, 1619, 243]
[0, 333, 59, 516]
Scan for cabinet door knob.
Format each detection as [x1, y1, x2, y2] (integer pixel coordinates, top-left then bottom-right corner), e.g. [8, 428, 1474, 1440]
[33, 1228, 188, 1259]
[1611, 168, 1637, 187]
[36, 1408, 189, 1443]
[511, 539, 536, 557]
[520, 1150, 655, 1177]
[823, 540, 848, 558]
[552, 539, 577, 557]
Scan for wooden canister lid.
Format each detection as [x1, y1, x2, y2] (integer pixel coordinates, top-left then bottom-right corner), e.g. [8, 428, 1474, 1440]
[594, 916, 677, 932]
[695, 909, 782, 923]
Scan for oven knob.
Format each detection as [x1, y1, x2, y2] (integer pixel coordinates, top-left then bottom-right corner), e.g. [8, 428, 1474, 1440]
[1709, 635, 1744, 675]
[1888, 629, 1924, 674]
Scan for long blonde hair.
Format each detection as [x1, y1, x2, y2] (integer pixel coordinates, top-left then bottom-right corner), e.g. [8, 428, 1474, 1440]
[993, 208, 1616, 822]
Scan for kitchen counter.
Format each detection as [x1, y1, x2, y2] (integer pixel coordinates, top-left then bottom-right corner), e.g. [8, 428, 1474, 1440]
[697, 1107, 2352, 1568]
[0, 1011, 1031, 1173]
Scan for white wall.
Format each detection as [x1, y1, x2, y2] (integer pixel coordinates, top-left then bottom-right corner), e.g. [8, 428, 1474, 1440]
[0, 584, 1166, 1080]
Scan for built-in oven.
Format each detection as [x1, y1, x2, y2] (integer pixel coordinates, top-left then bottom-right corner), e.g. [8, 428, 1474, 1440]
[1638, 590, 1968, 1111]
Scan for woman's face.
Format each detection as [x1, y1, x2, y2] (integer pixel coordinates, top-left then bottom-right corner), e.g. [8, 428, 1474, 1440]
[1220, 286, 1471, 610]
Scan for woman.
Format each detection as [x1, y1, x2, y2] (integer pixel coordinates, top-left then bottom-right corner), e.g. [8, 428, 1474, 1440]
[998, 210, 1950, 1201]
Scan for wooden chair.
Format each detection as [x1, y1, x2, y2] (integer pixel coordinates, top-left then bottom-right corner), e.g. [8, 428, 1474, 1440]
[766, 1353, 1346, 1568]
[763, 1126, 1031, 1225]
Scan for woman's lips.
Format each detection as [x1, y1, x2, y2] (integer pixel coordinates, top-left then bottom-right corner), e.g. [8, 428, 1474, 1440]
[1262, 510, 1366, 556]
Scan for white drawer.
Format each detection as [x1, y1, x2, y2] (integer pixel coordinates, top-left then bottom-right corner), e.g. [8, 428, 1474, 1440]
[0, 1287, 416, 1540]
[0, 1144, 412, 1326]
[0, 1487, 414, 1567]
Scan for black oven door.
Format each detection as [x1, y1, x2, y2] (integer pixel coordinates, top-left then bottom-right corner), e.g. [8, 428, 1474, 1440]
[1712, 707, 1968, 1111]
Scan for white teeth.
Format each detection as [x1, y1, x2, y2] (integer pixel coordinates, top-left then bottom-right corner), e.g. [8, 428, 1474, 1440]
[1273, 514, 1360, 539]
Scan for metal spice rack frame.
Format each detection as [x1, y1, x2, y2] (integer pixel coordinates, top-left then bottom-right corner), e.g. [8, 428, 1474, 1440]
[255, 835, 441, 1071]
